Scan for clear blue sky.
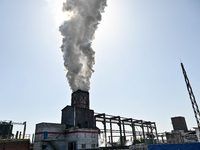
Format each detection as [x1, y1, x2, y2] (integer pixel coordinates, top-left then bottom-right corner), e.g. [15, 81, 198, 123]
[1, 0, 200, 137]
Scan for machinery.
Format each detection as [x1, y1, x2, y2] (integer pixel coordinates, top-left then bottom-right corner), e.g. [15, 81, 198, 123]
[181, 63, 200, 130]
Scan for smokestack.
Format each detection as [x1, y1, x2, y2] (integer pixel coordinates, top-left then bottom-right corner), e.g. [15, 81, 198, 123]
[62, 90, 95, 128]
[71, 90, 89, 109]
[59, 0, 107, 92]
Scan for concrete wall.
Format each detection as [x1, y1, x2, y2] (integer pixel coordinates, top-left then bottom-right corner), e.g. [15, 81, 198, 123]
[66, 128, 98, 149]
[33, 123, 66, 150]
[33, 123, 98, 150]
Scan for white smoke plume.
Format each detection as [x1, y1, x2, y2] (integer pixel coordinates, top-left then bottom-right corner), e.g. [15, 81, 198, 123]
[59, 0, 107, 92]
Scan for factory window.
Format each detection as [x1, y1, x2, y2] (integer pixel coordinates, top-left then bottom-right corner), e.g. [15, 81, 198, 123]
[91, 144, 95, 148]
[82, 144, 86, 149]
[43, 132, 48, 139]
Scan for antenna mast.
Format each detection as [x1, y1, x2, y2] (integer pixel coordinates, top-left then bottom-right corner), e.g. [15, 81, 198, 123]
[181, 63, 200, 129]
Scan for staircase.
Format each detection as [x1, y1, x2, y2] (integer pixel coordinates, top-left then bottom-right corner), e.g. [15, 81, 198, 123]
[42, 128, 66, 150]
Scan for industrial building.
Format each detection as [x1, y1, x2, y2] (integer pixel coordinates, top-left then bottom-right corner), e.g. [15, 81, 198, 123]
[0, 121, 30, 150]
[156, 116, 198, 144]
[34, 90, 99, 150]
[32, 63, 200, 149]
[2, 63, 200, 149]
[33, 90, 159, 150]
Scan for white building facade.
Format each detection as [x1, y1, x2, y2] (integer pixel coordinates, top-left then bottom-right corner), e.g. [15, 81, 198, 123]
[33, 123, 98, 150]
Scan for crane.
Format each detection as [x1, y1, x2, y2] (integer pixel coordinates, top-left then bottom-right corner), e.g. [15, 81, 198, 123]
[181, 62, 200, 130]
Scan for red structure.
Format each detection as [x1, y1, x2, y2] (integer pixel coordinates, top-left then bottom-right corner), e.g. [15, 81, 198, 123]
[0, 139, 30, 150]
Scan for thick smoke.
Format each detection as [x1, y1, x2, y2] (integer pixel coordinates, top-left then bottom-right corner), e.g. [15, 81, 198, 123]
[59, 0, 107, 92]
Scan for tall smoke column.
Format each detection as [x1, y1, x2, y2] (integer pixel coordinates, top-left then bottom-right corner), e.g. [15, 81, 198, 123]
[59, 0, 107, 92]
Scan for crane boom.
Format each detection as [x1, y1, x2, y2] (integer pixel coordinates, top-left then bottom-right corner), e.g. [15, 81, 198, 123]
[181, 63, 200, 129]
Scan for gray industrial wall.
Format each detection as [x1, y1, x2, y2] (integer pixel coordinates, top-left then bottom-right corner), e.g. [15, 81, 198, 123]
[61, 106, 95, 128]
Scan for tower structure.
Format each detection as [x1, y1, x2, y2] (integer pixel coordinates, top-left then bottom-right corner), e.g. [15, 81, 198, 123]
[61, 89, 95, 128]
[181, 63, 200, 129]
[34, 90, 98, 150]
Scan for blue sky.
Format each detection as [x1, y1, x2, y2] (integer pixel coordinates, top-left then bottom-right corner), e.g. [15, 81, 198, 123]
[1, 0, 200, 137]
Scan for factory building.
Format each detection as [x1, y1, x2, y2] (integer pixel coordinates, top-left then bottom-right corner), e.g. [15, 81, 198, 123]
[33, 90, 159, 150]
[165, 116, 198, 143]
[33, 90, 99, 150]
[34, 123, 98, 150]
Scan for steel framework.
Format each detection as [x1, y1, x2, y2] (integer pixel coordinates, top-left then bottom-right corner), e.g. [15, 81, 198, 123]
[94, 113, 158, 147]
[181, 63, 200, 129]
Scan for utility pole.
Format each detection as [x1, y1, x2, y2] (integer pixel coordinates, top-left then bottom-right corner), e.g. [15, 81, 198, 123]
[181, 63, 200, 129]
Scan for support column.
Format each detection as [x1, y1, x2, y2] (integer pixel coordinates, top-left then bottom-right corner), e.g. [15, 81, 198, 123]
[141, 121, 146, 144]
[154, 122, 158, 143]
[161, 135, 164, 143]
[7, 121, 12, 139]
[147, 124, 149, 135]
[23, 122, 26, 139]
[15, 131, 19, 139]
[110, 118, 113, 146]
[118, 117, 123, 146]
[122, 121, 126, 145]
[102, 114, 107, 147]
[131, 120, 136, 144]
[19, 132, 22, 139]
[150, 124, 154, 144]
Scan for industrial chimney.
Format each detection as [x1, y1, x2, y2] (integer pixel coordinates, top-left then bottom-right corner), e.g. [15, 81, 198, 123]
[61, 90, 95, 128]
[71, 90, 89, 109]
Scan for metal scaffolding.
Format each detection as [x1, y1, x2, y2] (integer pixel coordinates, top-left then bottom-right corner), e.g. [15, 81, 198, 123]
[94, 113, 158, 147]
